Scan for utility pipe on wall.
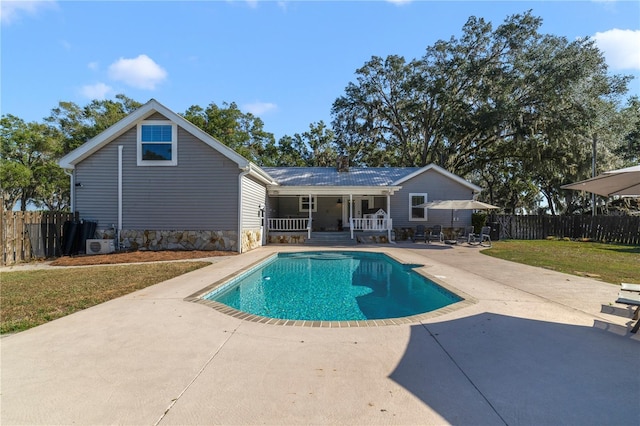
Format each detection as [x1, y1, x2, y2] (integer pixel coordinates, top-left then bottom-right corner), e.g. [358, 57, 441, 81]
[64, 169, 74, 212]
[118, 146, 123, 237]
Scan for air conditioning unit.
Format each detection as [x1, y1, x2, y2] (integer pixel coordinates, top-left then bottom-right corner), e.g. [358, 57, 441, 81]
[86, 239, 115, 255]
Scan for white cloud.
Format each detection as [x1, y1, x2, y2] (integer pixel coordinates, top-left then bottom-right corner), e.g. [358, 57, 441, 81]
[243, 101, 277, 116]
[87, 61, 99, 71]
[593, 29, 640, 71]
[0, 0, 56, 25]
[107, 54, 167, 90]
[80, 82, 112, 100]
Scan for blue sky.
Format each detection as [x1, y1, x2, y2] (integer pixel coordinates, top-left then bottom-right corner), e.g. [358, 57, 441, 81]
[2, 1, 639, 142]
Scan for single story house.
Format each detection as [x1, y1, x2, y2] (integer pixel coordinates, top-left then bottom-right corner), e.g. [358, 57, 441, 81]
[59, 99, 482, 253]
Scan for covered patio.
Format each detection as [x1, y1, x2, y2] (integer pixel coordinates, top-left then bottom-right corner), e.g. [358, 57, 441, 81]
[266, 188, 400, 242]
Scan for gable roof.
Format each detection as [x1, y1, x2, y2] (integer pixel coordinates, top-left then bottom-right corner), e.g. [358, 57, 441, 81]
[392, 164, 482, 192]
[59, 99, 243, 168]
[58, 99, 276, 185]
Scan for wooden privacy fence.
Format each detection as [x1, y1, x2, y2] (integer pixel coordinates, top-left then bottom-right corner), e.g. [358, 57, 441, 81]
[1, 211, 78, 266]
[492, 215, 640, 245]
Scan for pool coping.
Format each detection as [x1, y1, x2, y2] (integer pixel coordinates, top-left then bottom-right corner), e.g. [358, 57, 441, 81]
[184, 249, 478, 327]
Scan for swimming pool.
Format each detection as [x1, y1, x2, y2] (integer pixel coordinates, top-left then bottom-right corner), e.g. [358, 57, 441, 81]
[200, 251, 462, 322]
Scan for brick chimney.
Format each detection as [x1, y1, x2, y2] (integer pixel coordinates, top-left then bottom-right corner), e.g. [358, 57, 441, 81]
[337, 156, 349, 172]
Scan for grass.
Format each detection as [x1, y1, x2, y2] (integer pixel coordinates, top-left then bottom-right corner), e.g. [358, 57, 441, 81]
[482, 240, 640, 285]
[0, 262, 210, 334]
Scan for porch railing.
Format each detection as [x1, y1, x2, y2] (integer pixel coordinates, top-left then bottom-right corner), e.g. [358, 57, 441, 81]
[350, 218, 393, 241]
[267, 218, 310, 232]
[350, 218, 391, 231]
[268, 217, 393, 241]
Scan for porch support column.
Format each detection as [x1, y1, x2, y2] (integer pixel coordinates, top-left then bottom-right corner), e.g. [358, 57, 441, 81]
[349, 194, 354, 240]
[308, 193, 312, 239]
[387, 192, 392, 242]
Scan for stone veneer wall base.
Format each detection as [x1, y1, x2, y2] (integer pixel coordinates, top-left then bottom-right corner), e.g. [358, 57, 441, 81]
[241, 228, 263, 252]
[267, 232, 307, 244]
[95, 229, 239, 252]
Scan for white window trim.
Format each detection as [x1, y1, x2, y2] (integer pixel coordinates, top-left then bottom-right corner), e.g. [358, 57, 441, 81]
[409, 192, 428, 221]
[299, 196, 317, 212]
[137, 120, 178, 166]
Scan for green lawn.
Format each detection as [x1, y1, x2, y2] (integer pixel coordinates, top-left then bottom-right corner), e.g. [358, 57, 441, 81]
[482, 240, 640, 285]
[0, 262, 210, 334]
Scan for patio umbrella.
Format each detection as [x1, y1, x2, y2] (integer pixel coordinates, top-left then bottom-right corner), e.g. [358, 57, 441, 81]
[416, 199, 499, 228]
[561, 165, 640, 197]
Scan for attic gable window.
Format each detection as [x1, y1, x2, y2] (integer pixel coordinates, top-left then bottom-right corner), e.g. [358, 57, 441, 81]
[137, 121, 177, 166]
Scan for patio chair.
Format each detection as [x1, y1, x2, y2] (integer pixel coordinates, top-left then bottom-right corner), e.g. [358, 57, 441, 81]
[457, 226, 475, 244]
[617, 283, 640, 333]
[480, 226, 492, 247]
[427, 225, 444, 243]
[467, 227, 480, 245]
[413, 225, 427, 242]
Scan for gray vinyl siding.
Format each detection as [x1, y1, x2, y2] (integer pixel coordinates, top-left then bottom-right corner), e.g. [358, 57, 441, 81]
[241, 175, 266, 229]
[390, 169, 474, 229]
[75, 145, 119, 228]
[75, 123, 240, 230]
[146, 112, 167, 121]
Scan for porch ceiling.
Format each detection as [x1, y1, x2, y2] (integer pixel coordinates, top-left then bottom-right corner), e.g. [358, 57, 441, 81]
[267, 185, 402, 196]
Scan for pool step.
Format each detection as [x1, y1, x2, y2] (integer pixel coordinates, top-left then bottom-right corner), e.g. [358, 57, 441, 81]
[304, 232, 356, 246]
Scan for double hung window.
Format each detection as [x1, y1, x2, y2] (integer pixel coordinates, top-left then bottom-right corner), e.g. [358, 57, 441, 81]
[409, 193, 428, 220]
[137, 121, 177, 166]
[299, 196, 317, 212]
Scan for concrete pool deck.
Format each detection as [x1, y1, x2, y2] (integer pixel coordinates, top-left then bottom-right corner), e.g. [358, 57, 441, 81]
[1, 243, 638, 425]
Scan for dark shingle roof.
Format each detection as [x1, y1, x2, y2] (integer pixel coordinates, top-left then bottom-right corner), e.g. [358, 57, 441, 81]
[262, 167, 422, 186]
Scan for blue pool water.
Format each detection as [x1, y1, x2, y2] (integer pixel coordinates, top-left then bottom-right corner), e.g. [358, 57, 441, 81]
[203, 251, 461, 321]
